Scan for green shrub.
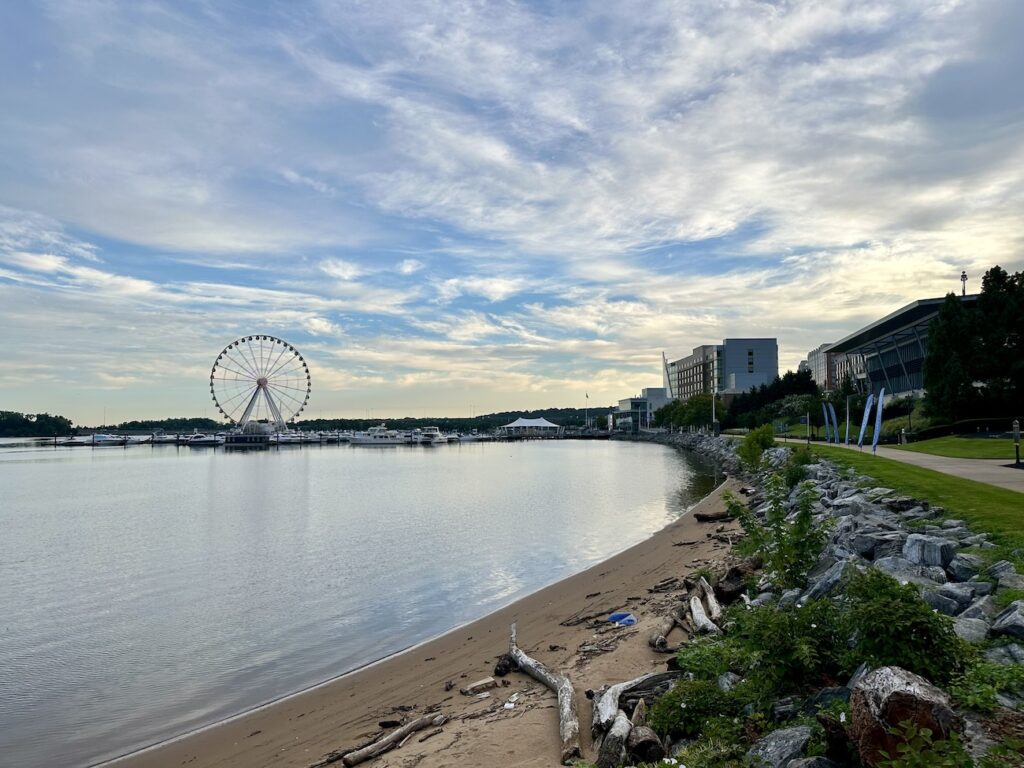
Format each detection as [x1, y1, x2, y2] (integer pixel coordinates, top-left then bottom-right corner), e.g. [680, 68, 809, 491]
[878, 720, 972, 768]
[674, 635, 746, 682]
[648, 679, 743, 737]
[727, 599, 849, 701]
[844, 569, 972, 685]
[783, 446, 815, 488]
[671, 736, 747, 768]
[950, 660, 1024, 713]
[729, 473, 829, 589]
[737, 424, 776, 470]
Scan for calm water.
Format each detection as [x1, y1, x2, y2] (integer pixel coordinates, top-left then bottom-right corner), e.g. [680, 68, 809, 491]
[0, 438, 719, 767]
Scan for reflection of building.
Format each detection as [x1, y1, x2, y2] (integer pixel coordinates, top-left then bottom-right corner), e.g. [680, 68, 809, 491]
[825, 295, 978, 400]
[616, 387, 671, 433]
[664, 339, 778, 402]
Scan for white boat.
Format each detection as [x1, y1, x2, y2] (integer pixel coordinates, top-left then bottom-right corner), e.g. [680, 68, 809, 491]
[150, 432, 179, 444]
[350, 424, 408, 446]
[58, 435, 94, 447]
[418, 426, 447, 445]
[90, 433, 128, 447]
[184, 433, 224, 447]
[125, 435, 152, 445]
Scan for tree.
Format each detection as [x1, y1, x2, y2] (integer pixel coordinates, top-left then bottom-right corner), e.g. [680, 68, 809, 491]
[923, 293, 977, 422]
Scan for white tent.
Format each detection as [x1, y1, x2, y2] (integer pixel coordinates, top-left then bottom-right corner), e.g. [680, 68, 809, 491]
[497, 417, 562, 436]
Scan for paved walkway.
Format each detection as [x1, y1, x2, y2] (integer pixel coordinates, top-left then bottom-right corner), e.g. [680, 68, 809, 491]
[780, 437, 1024, 494]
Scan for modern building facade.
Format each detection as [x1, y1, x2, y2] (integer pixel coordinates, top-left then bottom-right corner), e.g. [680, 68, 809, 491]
[616, 387, 671, 433]
[664, 339, 778, 402]
[804, 342, 866, 393]
[825, 295, 977, 400]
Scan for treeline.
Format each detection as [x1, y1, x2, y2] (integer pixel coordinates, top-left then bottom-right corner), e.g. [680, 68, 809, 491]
[296, 406, 615, 433]
[722, 369, 820, 429]
[111, 417, 222, 432]
[924, 265, 1023, 423]
[0, 411, 74, 437]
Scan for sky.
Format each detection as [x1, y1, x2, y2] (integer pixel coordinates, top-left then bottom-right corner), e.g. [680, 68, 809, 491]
[1, 0, 1023, 425]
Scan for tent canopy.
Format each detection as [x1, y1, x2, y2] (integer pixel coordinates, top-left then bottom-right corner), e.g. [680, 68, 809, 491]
[501, 417, 559, 429]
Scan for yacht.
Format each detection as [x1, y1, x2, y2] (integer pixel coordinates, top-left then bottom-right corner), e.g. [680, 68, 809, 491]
[124, 435, 153, 445]
[58, 434, 94, 447]
[184, 433, 224, 447]
[418, 426, 446, 445]
[90, 433, 128, 447]
[150, 432, 179, 445]
[350, 424, 407, 446]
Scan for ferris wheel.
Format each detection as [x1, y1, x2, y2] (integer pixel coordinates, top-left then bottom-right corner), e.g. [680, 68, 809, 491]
[210, 335, 310, 430]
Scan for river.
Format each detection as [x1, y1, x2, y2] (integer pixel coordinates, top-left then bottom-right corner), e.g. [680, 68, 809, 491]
[0, 438, 720, 766]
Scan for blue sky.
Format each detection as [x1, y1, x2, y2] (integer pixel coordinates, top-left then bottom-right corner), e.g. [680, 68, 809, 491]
[1, 0, 1023, 424]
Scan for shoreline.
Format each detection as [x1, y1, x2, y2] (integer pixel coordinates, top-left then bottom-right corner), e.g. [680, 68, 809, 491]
[111, 476, 743, 768]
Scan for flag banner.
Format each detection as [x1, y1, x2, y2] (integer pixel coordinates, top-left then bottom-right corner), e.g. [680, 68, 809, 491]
[845, 400, 851, 446]
[828, 402, 840, 445]
[822, 403, 831, 443]
[857, 394, 875, 448]
[872, 388, 886, 453]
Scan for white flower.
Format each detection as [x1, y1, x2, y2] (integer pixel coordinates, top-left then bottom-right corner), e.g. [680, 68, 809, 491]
[840, 712, 847, 723]
[679, 702, 687, 709]
[811, 623, 817, 628]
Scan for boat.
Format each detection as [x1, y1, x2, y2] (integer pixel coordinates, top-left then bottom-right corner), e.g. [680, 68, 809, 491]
[184, 433, 224, 447]
[150, 432, 179, 445]
[58, 435, 94, 447]
[90, 433, 128, 447]
[124, 435, 153, 445]
[418, 426, 447, 445]
[350, 424, 408, 446]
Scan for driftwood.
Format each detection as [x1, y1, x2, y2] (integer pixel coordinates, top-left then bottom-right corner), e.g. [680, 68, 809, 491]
[689, 595, 721, 634]
[508, 623, 582, 764]
[628, 724, 666, 763]
[336, 712, 446, 766]
[699, 576, 723, 622]
[595, 710, 632, 768]
[647, 613, 677, 650]
[618, 672, 684, 712]
[591, 672, 659, 736]
[694, 509, 733, 523]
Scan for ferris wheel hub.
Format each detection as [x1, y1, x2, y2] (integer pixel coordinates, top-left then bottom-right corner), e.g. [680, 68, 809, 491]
[257, 377, 268, 387]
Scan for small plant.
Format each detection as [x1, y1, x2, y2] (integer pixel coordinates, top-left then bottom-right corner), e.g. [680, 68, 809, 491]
[648, 679, 743, 737]
[877, 720, 972, 768]
[843, 569, 972, 685]
[978, 738, 1024, 768]
[671, 736, 746, 768]
[737, 423, 776, 470]
[950, 660, 1024, 713]
[783, 445, 815, 488]
[993, 587, 1024, 612]
[729, 473, 829, 589]
[674, 635, 745, 681]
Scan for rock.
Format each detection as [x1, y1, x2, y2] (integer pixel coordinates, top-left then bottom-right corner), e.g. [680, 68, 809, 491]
[847, 662, 871, 689]
[779, 588, 802, 608]
[953, 617, 990, 644]
[984, 643, 1024, 665]
[960, 595, 996, 620]
[902, 534, 957, 568]
[937, 582, 975, 610]
[803, 560, 854, 601]
[789, 759, 841, 768]
[991, 600, 1024, 640]
[852, 532, 904, 560]
[947, 553, 984, 581]
[772, 697, 801, 722]
[874, 556, 947, 586]
[716, 563, 754, 603]
[850, 666, 962, 768]
[970, 579, 994, 596]
[987, 560, 1016, 579]
[997, 571, 1024, 590]
[746, 724, 812, 768]
[751, 592, 777, 607]
[921, 589, 960, 616]
[941, 519, 967, 529]
[802, 687, 851, 714]
[718, 672, 742, 692]
[460, 676, 497, 695]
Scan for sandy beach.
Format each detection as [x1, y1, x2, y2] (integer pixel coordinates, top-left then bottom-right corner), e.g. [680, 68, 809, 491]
[112, 477, 742, 768]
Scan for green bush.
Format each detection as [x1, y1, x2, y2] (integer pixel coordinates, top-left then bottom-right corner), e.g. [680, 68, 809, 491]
[648, 679, 743, 737]
[844, 569, 972, 685]
[737, 423, 776, 470]
[727, 599, 849, 701]
[729, 473, 829, 589]
[671, 736, 747, 768]
[878, 720, 972, 768]
[673, 635, 746, 681]
[950, 660, 1024, 713]
[782, 445, 815, 488]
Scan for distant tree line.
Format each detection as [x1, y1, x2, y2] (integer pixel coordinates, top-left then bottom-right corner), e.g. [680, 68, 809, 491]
[111, 417, 222, 432]
[0, 411, 74, 437]
[295, 406, 615, 433]
[924, 265, 1023, 424]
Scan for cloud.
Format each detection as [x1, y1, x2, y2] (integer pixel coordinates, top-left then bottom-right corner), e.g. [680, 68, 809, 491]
[397, 258, 423, 275]
[320, 259, 364, 281]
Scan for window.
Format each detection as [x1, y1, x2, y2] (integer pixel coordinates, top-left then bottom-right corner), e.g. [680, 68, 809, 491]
[747, 349, 754, 373]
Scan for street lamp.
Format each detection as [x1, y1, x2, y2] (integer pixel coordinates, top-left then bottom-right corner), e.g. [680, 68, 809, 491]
[1014, 419, 1021, 467]
[961, 270, 968, 297]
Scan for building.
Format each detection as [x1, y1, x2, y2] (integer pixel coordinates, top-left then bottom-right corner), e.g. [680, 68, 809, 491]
[806, 343, 835, 391]
[616, 387, 671, 433]
[663, 339, 779, 402]
[804, 343, 866, 393]
[825, 295, 978, 400]
[496, 417, 562, 437]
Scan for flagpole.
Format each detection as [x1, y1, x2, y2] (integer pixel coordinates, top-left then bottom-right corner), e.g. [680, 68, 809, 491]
[585, 392, 589, 430]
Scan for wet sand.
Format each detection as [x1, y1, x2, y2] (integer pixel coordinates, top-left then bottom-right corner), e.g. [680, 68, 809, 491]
[111, 478, 742, 768]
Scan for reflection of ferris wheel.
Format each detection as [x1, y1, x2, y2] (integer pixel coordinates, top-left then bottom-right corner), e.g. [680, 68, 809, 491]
[210, 335, 310, 430]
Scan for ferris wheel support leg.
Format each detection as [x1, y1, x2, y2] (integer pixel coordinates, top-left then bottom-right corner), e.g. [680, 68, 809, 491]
[237, 387, 263, 429]
[263, 386, 287, 431]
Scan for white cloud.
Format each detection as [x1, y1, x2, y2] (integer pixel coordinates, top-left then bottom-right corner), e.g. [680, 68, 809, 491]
[397, 258, 423, 274]
[320, 259, 364, 281]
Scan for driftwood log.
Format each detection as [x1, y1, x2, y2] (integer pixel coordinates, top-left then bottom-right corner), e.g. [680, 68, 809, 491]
[508, 623, 582, 764]
[592, 672, 659, 736]
[618, 672, 684, 713]
[339, 712, 446, 766]
[694, 509, 733, 523]
[626, 699, 665, 763]
[647, 613, 677, 650]
[699, 576, 723, 622]
[689, 596, 721, 634]
[595, 710, 632, 768]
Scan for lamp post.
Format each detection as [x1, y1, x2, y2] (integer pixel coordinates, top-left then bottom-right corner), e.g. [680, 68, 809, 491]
[961, 270, 968, 297]
[1014, 419, 1021, 467]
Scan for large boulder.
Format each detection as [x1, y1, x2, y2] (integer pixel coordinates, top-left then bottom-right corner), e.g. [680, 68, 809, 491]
[960, 595, 996, 620]
[984, 643, 1024, 665]
[803, 560, 855, 601]
[902, 534, 957, 568]
[746, 725, 812, 768]
[953, 617, 990, 644]
[947, 552, 984, 581]
[874, 556, 947, 586]
[991, 600, 1024, 640]
[849, 666, 962, 767]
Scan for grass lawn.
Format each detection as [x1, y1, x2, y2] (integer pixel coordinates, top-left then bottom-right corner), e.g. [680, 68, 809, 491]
[891, 435, 1018, 460]
[807, 444, 1024, 552]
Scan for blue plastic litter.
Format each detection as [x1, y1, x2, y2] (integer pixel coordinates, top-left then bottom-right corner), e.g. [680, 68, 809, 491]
[607, 611, 637, 626]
